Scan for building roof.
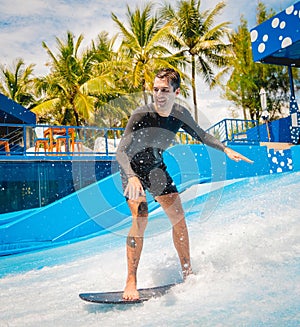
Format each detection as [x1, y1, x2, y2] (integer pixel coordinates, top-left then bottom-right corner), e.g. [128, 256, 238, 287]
[250, 1, 300, 67]
[0, 93, 36, 124]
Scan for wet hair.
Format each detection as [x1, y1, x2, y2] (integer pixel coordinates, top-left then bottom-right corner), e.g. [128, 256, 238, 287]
[155, 68, 181, 91]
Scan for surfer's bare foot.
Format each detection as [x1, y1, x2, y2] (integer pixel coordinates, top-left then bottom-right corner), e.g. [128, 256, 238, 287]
[182, 267, 193, 281]
[123, 279, 139, 300]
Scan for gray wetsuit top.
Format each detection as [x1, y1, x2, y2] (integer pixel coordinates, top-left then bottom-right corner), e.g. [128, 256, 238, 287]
[116, 103, 226, 180]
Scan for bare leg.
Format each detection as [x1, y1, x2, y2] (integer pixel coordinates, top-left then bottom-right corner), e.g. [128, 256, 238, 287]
[123, 197, 148, 300]
[155, 192, 193, 279]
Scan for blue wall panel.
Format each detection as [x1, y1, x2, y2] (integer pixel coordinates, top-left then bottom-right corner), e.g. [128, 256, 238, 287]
[291, 145, 300, 171]
[247, 116, 292, 143]
[0, 159, 118, 213]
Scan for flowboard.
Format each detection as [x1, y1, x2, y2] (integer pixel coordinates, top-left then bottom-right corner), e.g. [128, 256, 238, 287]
[79, 283, 177, 304]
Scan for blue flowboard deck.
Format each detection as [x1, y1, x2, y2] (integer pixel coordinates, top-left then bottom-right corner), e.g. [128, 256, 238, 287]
[79, 283, 177, 304]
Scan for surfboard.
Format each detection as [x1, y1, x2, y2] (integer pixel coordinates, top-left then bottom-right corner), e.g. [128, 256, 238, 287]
[79, 283, 177, 304]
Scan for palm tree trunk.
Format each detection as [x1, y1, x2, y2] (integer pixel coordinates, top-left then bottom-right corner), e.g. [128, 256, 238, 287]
[241, 86, 247, 120]
[191, 55, 198, 123]
[71, 101, 80, 126]
[74, 110, 80, 126]
[242, 105, 247, 121]
[142, 80, 148, 105]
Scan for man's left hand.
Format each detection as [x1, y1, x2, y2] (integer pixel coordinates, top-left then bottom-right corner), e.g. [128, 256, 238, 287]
[224, 147, 254, 164]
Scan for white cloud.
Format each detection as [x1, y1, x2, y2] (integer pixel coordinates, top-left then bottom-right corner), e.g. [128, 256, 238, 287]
[0, 0, 294, 73]
[0, 0, 48, 16]
[205, 0, 295, 29]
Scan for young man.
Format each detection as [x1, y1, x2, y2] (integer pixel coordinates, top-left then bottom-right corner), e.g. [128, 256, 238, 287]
[116, 68, 253, 300]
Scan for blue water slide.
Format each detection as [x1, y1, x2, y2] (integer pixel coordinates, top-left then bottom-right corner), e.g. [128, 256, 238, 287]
[0, 144, 268, 256]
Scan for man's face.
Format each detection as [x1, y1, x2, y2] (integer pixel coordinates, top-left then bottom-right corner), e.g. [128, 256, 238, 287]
[153, 77, 180, 116]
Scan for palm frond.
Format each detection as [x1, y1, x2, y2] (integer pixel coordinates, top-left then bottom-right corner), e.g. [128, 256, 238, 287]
[31, 98, 61, 115]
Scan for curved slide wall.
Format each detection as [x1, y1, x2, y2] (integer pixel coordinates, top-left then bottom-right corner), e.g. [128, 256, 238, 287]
[0, 144, 276, 256]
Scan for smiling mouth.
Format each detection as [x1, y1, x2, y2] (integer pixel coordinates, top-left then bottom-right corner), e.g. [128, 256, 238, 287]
[157, 99, 166, 106]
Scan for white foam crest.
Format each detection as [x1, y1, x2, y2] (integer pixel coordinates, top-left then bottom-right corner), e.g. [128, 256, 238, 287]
[0, 173, 299, 326]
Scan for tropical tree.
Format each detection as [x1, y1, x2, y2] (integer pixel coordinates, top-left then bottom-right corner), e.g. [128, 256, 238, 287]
[222, 16, 258, 121]
[33, 31, 118, 126]
[223, 2, 291, 121]
[0, 58, 36, 108]
[111, 2, 186, 105]
[84, 31, 131, 126]
[161, 0, 232, 123]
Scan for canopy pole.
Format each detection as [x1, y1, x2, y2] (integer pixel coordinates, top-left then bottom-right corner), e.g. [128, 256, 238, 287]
[288, 66, 295, 98]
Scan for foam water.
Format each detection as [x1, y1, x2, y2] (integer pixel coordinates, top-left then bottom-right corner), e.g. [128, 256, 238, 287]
[0, 172, 299, 326]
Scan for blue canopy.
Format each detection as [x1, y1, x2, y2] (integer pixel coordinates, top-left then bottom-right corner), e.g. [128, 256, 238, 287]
[0, 93, 36, 124]
[250, 1, 300, 67]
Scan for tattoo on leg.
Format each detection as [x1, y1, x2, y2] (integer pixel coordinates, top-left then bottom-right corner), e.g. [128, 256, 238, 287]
[137, 201, 148, 217]
[127, 236, 137, 248]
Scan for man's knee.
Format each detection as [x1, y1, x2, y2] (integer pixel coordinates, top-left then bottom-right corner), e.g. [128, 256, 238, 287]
[135, 205, 148, 231]
[128, 199, 148, 218]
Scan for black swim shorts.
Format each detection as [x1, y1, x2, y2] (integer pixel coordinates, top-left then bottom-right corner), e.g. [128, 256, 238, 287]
[121, 162, 178, 199]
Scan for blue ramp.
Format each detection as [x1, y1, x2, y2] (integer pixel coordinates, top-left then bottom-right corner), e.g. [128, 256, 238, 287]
[0, 173, 130, 255]
[0, 144, 266, 256]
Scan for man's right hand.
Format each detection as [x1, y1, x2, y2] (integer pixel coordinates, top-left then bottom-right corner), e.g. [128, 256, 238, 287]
[124, 176, 145, 200]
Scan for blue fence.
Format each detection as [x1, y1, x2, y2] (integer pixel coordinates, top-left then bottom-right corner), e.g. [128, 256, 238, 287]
[0, 117, 295, 158]
[0, 122, 206, 213]
[205, 119, 259, 144]
[0, 159, 119, 213]
[0, 123, 208, 157]
[0, 123, 124, 156]
[0, 118, 294, 214]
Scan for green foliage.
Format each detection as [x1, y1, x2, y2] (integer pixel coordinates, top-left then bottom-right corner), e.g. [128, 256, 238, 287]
[222, 2, 292, 121]
[111, 2, 185, 104]
[0, 58, 36, 108]
[160, 0, 232, 122]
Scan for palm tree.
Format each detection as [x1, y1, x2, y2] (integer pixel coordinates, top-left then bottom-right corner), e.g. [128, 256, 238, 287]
[111, 2, 185, 105]
[223, 16, 257, 121]
[0, 58, 36, 108]
[224, 3, 291, 121]
[161, 0, 231, 123]
[33, 31, 118, 126]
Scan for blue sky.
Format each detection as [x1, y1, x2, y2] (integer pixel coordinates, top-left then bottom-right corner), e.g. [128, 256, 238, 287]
[0, 0, 296, 124]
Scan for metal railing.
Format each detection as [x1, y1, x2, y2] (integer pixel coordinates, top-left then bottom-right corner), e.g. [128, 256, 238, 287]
[0, 123, 124, 157]
[0, 123, 202, 157]
[0, 119, 260, 157]
[205, 118, 259, 144]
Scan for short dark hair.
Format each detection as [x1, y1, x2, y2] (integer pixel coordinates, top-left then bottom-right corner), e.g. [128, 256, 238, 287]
[155, 68, 181, 91]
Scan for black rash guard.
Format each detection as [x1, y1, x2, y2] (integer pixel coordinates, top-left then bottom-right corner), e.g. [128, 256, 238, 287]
[116, 103, 226, 180]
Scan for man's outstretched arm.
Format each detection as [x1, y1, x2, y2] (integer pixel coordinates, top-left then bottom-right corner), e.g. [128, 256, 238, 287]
[224, 147, 254, 164]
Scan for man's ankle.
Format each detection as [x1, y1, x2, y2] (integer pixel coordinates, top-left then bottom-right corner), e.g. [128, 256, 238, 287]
[126, 275, 137, 285]
[182, 267, 193, 280]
